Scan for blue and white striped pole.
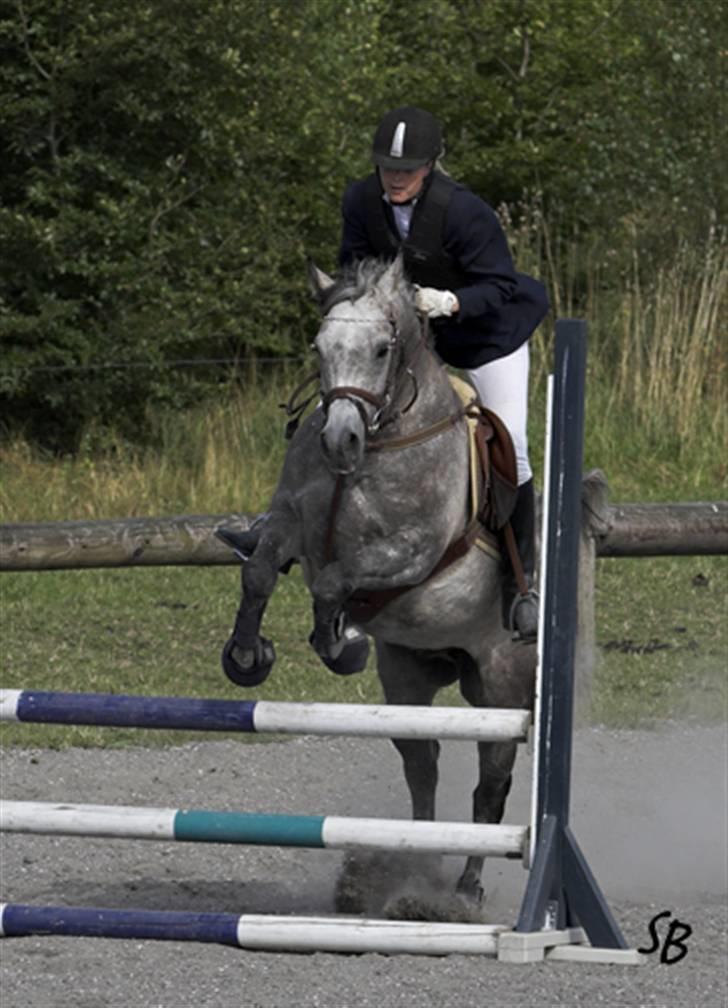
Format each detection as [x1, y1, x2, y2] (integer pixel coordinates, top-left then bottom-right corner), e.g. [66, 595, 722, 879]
[0, 689, 530, 742]
[0, 903, 505, 955]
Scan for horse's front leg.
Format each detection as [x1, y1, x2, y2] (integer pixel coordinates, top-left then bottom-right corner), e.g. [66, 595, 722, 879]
[376, 641, 457, 820]
[309, 562, 369, 676]
[221, 517, 298, 687]
[309, 530, 443, 675]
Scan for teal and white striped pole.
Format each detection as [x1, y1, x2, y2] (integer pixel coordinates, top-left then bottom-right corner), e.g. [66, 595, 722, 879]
[0, 800, 527, 858]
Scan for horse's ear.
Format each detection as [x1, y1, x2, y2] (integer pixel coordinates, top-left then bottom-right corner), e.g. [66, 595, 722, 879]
[377, 253, 407, 299]
[307, 259, 336, 306]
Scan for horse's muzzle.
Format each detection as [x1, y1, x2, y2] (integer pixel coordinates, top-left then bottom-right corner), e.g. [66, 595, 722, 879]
[320, 398, 366, 475]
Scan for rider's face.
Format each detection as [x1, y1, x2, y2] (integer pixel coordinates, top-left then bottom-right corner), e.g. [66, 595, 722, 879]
[379, 163, 432, 204]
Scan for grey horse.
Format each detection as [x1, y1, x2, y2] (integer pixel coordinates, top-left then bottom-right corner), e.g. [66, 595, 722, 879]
[220, 256, 535, 903]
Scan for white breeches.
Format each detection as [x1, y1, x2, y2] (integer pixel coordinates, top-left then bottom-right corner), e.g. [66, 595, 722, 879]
[467, 341, 532, 486]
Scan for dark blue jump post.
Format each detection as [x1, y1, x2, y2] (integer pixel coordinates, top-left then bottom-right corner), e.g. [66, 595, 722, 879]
[516, 319, 627, 948]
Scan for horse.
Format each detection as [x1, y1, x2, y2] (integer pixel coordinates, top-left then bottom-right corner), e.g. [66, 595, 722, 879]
[219, 255, 535, 906]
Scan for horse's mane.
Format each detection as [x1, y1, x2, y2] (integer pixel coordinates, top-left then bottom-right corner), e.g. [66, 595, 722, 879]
[320, 257, 413, 317]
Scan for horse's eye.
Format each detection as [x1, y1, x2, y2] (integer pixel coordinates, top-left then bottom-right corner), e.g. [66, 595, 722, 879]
[375, 343, 390, 359]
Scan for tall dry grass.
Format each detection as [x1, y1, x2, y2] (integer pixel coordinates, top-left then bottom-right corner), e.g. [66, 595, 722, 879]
[0, 368, 292, 521]
[500, 200, 726, 481]
[613, 227, 726, 445]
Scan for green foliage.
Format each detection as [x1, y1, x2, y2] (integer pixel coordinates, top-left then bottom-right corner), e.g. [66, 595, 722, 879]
[0, 0, 725, 447]
[0, 0, 380, 444]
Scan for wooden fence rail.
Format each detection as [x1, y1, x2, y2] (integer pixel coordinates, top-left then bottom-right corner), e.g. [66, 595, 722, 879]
[1, 475, 726, 573]
[0, 512, 251, 572]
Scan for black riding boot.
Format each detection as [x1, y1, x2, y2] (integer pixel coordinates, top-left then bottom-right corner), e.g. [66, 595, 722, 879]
[500, 478, 539, 643]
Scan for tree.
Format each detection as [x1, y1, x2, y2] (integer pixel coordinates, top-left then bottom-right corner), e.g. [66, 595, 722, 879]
[1, 0, 724, 447]
[0, 0, 391, 444]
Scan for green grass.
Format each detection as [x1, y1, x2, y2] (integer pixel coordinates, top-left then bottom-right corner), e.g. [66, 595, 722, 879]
[593, 555, 727, 727]
[1, 547, 725, 749]
[0, 564, 384, 748]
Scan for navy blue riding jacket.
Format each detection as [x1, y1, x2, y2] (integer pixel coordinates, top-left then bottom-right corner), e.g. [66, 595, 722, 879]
[339, 171, 549, 369]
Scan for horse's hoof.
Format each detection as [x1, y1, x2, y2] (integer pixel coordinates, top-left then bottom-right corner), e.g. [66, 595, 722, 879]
[221, 636, 275, 687]
[308, 625, 369, 676]
[455, 876, 484, 907]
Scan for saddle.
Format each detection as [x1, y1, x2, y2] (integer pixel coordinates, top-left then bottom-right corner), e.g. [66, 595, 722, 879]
[449, 375, 519, 535]
[345, 376, 519, 624]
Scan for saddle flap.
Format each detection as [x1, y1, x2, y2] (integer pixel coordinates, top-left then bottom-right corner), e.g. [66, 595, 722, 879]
[479, 405, 519, 530]
[449, 375, 518, 532]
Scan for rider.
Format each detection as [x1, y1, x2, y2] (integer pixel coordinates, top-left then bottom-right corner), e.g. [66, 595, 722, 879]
[339, 106, 549, 643]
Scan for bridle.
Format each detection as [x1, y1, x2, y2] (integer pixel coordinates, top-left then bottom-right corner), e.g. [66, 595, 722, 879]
[281, 311, 465, 453]
[318, 311, 422, 438]
[280, 290, 526, 621]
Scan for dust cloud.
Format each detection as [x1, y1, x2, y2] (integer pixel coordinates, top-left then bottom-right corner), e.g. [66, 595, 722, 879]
[335, 722, 728, 922]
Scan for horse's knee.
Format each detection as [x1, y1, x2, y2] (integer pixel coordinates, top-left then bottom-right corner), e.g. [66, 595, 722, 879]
[242, 554, 279, 603]
[312, 563, 353, 609]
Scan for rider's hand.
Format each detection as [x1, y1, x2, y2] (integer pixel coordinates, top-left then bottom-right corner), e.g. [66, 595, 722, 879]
[413, 286, 459, 318]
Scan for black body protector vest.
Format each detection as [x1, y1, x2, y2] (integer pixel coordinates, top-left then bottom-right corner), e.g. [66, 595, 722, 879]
[363, 171, 468, 290]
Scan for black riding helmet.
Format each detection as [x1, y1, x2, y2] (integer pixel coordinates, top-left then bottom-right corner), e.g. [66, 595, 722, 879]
[372, 106, 442, 171]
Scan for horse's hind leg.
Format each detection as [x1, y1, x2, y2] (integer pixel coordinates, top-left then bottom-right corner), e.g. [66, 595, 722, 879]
[454, 644, 533, 902]
[456, 739, 517, 904]
[221, 513, 298, 687]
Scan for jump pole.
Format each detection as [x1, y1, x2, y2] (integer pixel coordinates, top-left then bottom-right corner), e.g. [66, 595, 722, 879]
[0, 904, 508, 955]
[0, 800, 526, 858]
[500, 319, 638, 965]
[0, 690, 529, 742]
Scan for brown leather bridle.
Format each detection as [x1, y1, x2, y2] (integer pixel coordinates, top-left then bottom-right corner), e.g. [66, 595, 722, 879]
[318, 312, 421, 438]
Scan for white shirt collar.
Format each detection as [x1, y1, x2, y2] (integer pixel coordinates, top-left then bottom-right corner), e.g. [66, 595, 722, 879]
[383, 193, 416, 239]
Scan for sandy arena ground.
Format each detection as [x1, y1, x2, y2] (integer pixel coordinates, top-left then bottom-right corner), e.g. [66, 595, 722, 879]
[1, 722, 726, 1007]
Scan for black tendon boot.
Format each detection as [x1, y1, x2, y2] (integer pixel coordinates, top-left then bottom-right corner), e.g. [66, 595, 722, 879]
[501, 478, 539, 643]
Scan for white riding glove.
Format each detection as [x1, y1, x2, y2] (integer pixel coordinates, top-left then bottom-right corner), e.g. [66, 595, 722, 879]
[414, 286, 459, 318]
